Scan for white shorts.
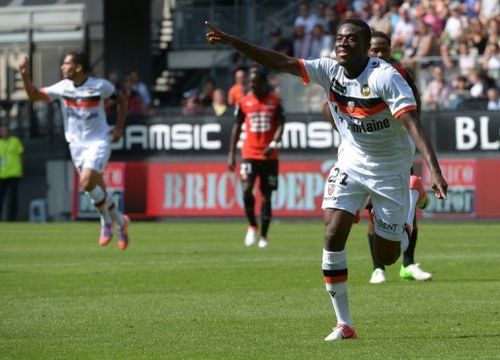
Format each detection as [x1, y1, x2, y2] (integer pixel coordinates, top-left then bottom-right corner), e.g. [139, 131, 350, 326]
[69, 142, 111, 173]
[322, 163, 410, 241]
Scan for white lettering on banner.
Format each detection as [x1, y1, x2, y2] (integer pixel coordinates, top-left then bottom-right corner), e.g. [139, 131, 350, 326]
[161, 170, 325, 211]
[163, 172, 241, 209]
[438, 163, 475, 185]
[164, 174, 184, 208]
[150, 124, 170, 149]
[126, 125, 149, 149]
[455, 116, 499, 150]
[272, 173, 324, 210]
[115, 123, 222, 151]
[114, 121, 339, 151]
[281, 121, 340, 149]
[480, 116, 500, 150]
[425, 188, 474, 213]
[282, 122, 307, 148]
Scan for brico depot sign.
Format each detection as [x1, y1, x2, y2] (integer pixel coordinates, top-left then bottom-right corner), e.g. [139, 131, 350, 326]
[421, 159, 500, 219]
[146, 161, 332, 217]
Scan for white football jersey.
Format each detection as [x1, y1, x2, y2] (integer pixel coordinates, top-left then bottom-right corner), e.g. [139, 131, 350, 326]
[300, 57, 417, 176]
[41, 77, 115, 145]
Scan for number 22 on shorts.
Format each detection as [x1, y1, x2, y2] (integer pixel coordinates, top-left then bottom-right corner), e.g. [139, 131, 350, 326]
[330, 165, 349, 186]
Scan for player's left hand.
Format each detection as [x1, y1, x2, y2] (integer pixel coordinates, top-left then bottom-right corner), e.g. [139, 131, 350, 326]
[263, 146, 273, 158]
[431, 172, 448, 200]
[110, 127, 123, 143]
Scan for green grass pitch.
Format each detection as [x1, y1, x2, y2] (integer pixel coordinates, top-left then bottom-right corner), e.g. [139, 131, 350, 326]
[0, 220, 499, 359]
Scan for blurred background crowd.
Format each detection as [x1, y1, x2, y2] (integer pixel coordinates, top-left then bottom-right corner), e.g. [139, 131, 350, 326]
[175, 0, 499, 115]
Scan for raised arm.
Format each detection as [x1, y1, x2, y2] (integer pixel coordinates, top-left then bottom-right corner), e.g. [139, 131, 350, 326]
[205, 21, 302, 77]
[19, 57, 47, 102]
[400, 111, 448, 199]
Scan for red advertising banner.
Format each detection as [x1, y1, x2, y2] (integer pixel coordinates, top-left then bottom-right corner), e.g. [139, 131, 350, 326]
[72, 162, 126, 219]
[146, 161, 334, 217]
[421, 159, 477, 219]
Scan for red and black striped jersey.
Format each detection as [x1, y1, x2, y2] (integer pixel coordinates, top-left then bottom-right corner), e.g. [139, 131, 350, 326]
[235, 92, 284, 160]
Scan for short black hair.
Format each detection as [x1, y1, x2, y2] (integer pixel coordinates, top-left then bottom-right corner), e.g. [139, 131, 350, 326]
[338, 18, 372, 44]
[249, 66, 268, 83]
[371, 30, 391, 47]
[66, 50, 90, 73]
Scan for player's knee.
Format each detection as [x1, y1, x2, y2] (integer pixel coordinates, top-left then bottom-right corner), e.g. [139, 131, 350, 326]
[243, 190, 253, 199]
[80, 177, 93, 192]
[373, 235, 400, 265]
[376, 251, 399, 265]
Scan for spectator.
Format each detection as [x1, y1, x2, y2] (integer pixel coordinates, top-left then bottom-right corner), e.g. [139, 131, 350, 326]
[182, 93, 203, 116]
[325, 5, 340, 36]
[421, 4, 443, 36]
[480, 0, 500, 21]
[440, 2, 468, 64]
[0, 123, 24, 221]
[368, 3, 391, 35]
[315, 1, 330, 31]
[270, 28, 294, 56]
[422, 66, 453, 109]
[121, 74, 145, 116]
[227, 68, 247, 106]
[387, 1, 401, 33]
[129, 70, 151, 110]
[211, 88, 228, 116]
[486, 87, 500, 110]
[334, 0, 348, 20]
[482, 42, 500, 82]
[468, 68, 487, 98]
[294, 2, 318, 37]
[401, 20, 439, 72]
[458, 42, 478, 77]
[392, 7, 416, 50]
[310, 24, 333, 58]
[447, 75, 472, 109]
[200, 78, 216, 107]
[466, 18, 487, 55]
[465, 0, 481, 19]
[293, 25, 312, 59]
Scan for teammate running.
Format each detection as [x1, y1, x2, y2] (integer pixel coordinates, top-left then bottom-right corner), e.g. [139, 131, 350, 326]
[19, 51, 131, 249]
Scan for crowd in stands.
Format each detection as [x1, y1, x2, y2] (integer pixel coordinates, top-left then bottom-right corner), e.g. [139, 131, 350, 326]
[186, 0, 499, 114]
[141, 0, 498, 116]
[106, 70, 152, 117]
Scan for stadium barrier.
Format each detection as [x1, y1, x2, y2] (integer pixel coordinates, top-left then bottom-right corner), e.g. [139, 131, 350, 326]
[69, 110, 499, 220]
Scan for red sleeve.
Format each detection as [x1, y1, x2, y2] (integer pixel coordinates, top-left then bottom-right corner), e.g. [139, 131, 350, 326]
[298, 59, 310, 85]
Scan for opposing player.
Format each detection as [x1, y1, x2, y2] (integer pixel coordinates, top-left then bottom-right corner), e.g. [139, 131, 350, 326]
[19, 51, 131, 249]
[228, 67, 285, 248]
[367, 31, 432, 283]
[205, 18, 447, 340]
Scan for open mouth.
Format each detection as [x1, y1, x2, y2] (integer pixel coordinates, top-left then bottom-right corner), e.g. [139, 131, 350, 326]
[336, 50, 349, 59]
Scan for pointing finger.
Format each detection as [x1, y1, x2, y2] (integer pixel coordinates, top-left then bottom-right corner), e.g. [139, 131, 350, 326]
[205, 21, 218, 32]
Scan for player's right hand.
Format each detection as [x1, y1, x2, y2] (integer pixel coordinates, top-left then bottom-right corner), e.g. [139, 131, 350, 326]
[431, 172, 448, 200]
[205, 21, 231, 45]
[227, 154, 236, 172]
[19, 56, 29, 75]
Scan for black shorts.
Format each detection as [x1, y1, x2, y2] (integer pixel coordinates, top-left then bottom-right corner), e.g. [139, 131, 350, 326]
[240, 159, 279, 194]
